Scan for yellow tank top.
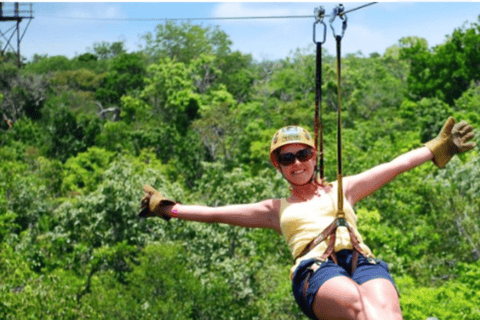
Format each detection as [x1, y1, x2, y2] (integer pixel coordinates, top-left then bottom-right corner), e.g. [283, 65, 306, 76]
[279, 181, 373, 280]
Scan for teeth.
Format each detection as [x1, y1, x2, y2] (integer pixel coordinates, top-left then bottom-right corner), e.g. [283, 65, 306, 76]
[293, 170, 304, 175]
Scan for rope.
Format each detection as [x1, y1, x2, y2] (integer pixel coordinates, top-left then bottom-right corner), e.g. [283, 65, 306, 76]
[315, 41, 324, 181]
[329, 5, 346, 220]
[313, 7, 326, 182]
[335, 34, 345, 219]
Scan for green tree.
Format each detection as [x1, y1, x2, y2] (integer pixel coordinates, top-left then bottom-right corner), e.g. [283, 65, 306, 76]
[23, 55, 73, 74]
[0, 65, 48, 123]
[90, 40, 126, 60]
[95, 52, 148, 106]
[216, 51, 256, 103]
[45, 106, 102, 162]
[400, 18, 480, 105]
[141, 57, 200, 134]
[142, 21, 232, 64]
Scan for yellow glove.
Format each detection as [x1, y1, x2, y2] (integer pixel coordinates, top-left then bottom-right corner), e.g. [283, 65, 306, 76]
[425, 117, 476, 168]
[138, 185, 177, 221]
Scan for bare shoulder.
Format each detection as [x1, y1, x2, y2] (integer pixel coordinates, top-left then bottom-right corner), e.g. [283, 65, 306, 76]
[258, 198, 282, 213]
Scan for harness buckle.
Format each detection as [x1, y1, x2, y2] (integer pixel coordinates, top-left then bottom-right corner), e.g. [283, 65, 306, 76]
[336, 218, 347, 227]
[308, 258, 325, 273]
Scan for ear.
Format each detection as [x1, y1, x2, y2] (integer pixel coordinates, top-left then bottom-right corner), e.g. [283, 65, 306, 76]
[312, 149, 318, 163]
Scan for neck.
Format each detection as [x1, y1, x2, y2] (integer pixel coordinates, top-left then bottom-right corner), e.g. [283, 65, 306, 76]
[290, 177, 323, 200]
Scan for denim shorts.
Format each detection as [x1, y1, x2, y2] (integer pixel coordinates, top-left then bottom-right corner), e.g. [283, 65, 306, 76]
[291, 250, 398, 320]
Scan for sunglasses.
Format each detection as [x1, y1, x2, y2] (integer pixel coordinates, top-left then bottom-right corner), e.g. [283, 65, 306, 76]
[278, 148, 314, 166]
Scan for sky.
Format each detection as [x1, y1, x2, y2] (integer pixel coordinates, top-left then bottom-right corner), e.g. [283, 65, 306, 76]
[3, 2, 480, 62]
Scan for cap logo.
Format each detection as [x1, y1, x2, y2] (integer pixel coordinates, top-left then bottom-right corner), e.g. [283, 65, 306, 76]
[304, 130, 312, 141]
[272, 132, 279, 144]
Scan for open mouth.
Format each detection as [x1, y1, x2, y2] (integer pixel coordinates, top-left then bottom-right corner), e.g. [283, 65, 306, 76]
[292, 170, 305, 176]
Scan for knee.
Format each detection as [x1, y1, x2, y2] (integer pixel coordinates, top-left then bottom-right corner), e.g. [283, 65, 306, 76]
[376, 299, 402, 319]
[313, 284, 366, 319]
[342, 290, 366, 318]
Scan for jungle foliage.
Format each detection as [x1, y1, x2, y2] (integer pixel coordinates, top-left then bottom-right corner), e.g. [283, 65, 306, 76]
[1, 19, 480, 320]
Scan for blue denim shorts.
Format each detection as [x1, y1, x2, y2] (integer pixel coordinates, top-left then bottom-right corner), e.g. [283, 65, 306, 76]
[291, 250, 398, 320]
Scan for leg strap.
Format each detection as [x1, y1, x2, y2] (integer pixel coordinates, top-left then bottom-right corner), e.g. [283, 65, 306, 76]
[303, 259, 324, 300]
[351, 250, 359, 274]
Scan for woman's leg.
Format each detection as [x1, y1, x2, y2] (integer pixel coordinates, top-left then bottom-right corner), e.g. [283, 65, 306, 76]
[311, 276, 369, 320]
[359, 279, 403, 320]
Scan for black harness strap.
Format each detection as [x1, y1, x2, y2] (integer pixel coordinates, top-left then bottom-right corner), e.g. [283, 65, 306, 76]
[313, 6, 326, 181]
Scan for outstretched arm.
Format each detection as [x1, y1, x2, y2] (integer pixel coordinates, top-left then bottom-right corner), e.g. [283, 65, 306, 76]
[153, 199, 282, 233]
[344, 117, 475, 206]
[344, 147, 433, 206]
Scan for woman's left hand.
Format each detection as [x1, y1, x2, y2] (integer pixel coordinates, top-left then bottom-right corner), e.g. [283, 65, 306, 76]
[425, 117, 476, 168]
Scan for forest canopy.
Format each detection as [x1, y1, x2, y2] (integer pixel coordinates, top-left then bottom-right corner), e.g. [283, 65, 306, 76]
[1, 19, 480, 319]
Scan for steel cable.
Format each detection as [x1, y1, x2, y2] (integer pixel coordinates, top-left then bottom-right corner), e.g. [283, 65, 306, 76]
[44, 3, 377, 22]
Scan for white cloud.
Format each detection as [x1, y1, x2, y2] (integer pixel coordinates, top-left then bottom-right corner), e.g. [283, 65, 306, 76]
[59, 3, 124, 20]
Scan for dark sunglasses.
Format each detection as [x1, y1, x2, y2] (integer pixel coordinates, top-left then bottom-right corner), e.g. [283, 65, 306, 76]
[278, 148, 314, 166]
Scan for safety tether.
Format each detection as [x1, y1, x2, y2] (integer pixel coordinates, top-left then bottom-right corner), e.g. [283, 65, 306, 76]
[300, 5, 375, 302]
[330, 4, 347, 221]
[313, 6, 326, 181]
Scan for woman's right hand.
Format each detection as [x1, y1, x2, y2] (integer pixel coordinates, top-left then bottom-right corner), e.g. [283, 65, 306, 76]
[138, 185, 177, 221]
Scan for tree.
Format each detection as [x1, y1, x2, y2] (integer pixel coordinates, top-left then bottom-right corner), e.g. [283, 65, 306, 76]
[399, 18, 480, 105]
[216, 51, 255, 103]
[192, 86, 238, 162]
[141, 57, 200, 134]
[23, 55, 72, 74]
[45, 107, 101, 162]
[90, 41, 126, 60]
[95, 52, 147, 106]
[142, 21, 232, 64]
[0, 73, 48, 123]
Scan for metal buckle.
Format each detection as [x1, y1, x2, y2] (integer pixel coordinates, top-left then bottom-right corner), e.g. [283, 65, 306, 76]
[336, 218, 347, 227]
[313, 6, 327, 44]
[329, 4, 348, 39]
[308, 258, 325, 273]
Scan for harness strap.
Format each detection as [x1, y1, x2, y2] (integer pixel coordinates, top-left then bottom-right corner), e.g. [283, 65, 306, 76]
[313, 6, 326, 181]
[296, 219, 374, 266]
[299, 218, 376, 302]
[296, 219, 337, 258]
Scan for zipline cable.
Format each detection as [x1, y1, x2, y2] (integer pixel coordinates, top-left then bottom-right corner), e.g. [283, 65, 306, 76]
[44, 2, 377, 22]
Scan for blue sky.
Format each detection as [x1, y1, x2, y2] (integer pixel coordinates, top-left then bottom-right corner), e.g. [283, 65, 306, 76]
[8, 2, 480, 62]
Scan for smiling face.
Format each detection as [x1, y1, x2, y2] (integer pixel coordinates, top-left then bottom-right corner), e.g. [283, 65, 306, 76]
[277, 143, 316, 186]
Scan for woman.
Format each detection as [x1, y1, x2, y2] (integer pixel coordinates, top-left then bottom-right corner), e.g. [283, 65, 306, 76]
[139, 117, 475, 320]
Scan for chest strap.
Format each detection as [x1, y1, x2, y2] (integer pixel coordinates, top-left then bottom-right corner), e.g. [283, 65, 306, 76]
[296, 217, 375, 268]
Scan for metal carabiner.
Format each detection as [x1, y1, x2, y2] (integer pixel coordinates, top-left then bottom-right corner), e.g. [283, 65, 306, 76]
[329, 4, 348, 39]
[313, 6, 326, 44]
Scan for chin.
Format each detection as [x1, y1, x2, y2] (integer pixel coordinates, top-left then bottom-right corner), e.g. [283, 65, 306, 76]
[289, 173, 312, 185]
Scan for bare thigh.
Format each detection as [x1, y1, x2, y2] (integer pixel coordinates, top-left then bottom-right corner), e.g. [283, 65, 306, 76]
[312, 276, 368, 320]
[359, 279, 403, 320]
